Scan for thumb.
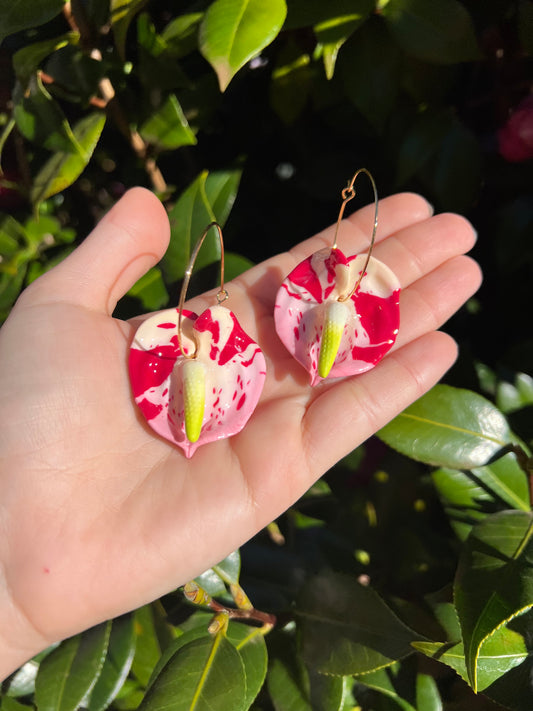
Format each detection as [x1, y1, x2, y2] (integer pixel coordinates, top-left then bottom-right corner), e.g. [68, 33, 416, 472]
[22, 188, 170, 315]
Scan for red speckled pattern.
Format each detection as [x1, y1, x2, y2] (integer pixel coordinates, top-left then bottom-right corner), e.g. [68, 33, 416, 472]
[274, 247, 400, 385]
[129, 305, 266, 457]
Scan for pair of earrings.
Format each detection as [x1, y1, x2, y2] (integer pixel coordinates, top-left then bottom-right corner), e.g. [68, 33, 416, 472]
[128, 169, 400, 457]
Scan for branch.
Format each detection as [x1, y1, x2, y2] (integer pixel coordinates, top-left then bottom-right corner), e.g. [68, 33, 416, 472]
[62, 1, 167, 194]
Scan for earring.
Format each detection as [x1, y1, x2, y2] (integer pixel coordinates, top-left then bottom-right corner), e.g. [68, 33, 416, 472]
[129, 222, 266, 457]
[274, 168, 400, 386]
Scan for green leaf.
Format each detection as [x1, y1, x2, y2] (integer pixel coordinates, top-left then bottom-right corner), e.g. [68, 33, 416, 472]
[496, 372, 533, 414]
[212, 549, 241, 585]
[13, 74, 82, 154]
[378, 385, 512, 469]
[0, 698, 34, 711]
[35, 622, 111, 711]
[395, 109, 453, 186]
[381, 0, 481, 64]
[163, 170, 241, 284]
[432, 452, 530, 540]
[270, 42, 313, 125]
[139, 94, 197, 150]
[339, 18, 401, 132]
[454, 510, 533, 691]
[138, 633, 247, 711]
[127, 268, 169, 311]
[87, 616, 137, 711]
[144, 627, 211, 695]
[131, 604, 173, 687]
[199, 0, 287, 91]
[161, 13, 203, 58]
[415, 673, 442, 711]
[12, 33, 78, 84]
[421, 119, 482, 213]
[314, 2, 373, 79]
[226, 624, 268, 709]
[414, 620, 528, 693]
[110, 0, 148, 58]
[30, 112, 106, 207]
[164, 172, 217, 284]
[0, 0, 66, 46]
[203, 169, 242, 227]
[224, 253, 254, 281]
[354, 666, 417, 711]
[267, 633, 344, 711]
[297, 571, 422, 675]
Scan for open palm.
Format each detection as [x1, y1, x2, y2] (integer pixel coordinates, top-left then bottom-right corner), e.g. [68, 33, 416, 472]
[0, 187, 481, 675]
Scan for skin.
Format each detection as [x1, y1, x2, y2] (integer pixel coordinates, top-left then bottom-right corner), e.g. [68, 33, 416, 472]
[0, 187, 481, 677]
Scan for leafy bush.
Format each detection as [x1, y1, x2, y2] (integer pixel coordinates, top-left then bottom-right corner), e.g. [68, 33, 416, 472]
[1, 0, 532, 709]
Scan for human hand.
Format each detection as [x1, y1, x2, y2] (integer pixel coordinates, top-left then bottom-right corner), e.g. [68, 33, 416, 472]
[0, 188, 481, 676]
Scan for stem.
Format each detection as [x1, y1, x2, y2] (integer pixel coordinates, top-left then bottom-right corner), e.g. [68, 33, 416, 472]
[62, 1, 167, 194]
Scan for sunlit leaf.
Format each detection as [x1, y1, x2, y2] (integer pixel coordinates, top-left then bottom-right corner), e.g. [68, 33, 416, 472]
[163, 170, 241, 284]
[226, 624, 268, 709]
[314, 2, 373, 79]
[139, 94, 196, 150]
[131, 603, 175, 687]
[414, 621, 528, 693]
[139, 633, 246, 711]
[127, 268, 169, 311]
[378, 385, 512, 469]
[432, 452, 530, 540]
[87, 616, 136, 711]
[199, 0, 287, 91]
[416, 673, 442, 711]
[212, 549, 241, 585]
[496, 372, 533, 414]
[30, 112, 106, 207]
[34, 622, 111, 711]
[454, 510, 533, 691]
[12, 33, 78, 83]
[13, 74, 82, 154]
[354, 666, 417, 711]
[161, 13, 203, 58]
[110, 0, 148, 58]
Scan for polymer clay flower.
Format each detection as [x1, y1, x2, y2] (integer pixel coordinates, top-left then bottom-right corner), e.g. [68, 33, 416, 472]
[274, 246, 400, 385]
[129, 304, 266, 457]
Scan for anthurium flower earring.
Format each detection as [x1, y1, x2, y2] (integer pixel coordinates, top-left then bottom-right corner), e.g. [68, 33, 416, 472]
[274, 168, 400, 386]
[129, 222, 266, 457]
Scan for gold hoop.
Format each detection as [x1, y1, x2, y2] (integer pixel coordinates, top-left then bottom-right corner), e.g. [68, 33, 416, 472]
[332, 168, 379, 303]
[177, 222, 229, 359]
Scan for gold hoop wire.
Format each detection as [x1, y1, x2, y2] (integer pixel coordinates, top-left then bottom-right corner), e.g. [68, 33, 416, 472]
[177, 221, 229, 359]
[332, 168, 379, 303]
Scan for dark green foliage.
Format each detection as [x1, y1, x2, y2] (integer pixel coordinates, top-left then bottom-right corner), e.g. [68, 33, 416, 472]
[0, 0, 531, 709]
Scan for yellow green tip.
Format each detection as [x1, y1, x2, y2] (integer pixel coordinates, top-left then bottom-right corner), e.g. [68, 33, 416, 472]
[183, 359, 206, 443]
[318, 300, 348, 378]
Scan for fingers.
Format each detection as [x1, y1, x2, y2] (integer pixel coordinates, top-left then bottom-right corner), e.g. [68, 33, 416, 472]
[371, 212, 478, 288]
[290, 192, 434, 263]
[394, 254, 482, 350]
[20, 188, 170, 314]
[302, 330, 459, 475]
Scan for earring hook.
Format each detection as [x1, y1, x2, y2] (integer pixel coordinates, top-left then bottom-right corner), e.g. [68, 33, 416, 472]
[332, 168, 379, 303]
[177, 221, 229, 359]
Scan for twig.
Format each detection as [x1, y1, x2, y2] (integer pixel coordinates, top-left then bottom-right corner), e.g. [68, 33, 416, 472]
[62, 1, 167, 193]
